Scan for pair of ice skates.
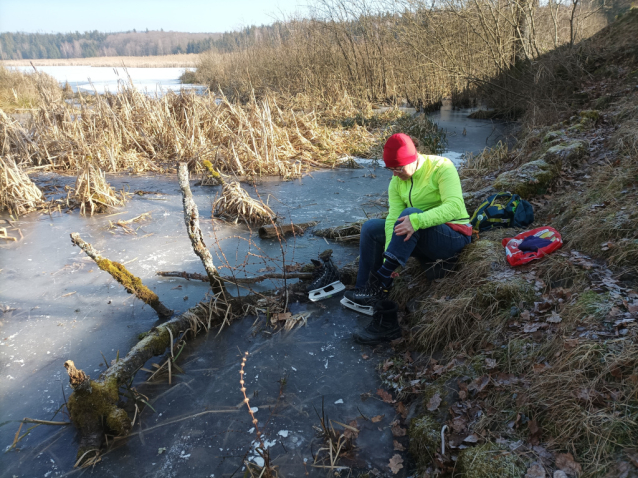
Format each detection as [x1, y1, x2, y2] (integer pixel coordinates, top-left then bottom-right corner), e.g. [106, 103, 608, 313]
[306, 256, 401, 345]
[307, 255, 385, 316]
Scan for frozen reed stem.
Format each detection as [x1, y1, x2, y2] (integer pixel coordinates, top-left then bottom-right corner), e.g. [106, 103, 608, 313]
[67, 161, 125, 215]
[177, 163, 225, 295]
[70, 232, 173, 320]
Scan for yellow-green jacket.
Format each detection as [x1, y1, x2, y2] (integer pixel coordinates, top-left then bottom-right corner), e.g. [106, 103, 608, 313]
[384, 154, 470, 251]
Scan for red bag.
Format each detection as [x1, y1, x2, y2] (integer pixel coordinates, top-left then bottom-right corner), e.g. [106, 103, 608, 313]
[502, 227, 563, 266]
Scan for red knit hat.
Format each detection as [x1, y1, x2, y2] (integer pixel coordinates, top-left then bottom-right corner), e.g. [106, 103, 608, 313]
[383, 133, 417, 168]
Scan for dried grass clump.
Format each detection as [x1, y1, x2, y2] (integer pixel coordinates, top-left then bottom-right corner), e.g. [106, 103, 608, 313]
[460, 141, 510, 180]
[411, 237, 535, 353]
[213, 181, 275, 225]
[67, 162, 125, 215]
[0, 65, 61, 113]
[0, 155, 45, 216]
[526, 340, 638, 471]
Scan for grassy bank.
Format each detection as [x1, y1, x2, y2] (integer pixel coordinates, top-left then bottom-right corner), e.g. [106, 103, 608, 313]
[377, 9, 638, 478]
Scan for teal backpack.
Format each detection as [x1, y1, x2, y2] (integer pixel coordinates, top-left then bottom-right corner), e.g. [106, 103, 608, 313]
[470, 192, 534, 232]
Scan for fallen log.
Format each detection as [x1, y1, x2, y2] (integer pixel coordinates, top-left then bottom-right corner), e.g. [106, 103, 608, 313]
[313, 220, 364, 239]
[258, 221, 318, 239]
[64, 300, 228, 462]
[157, 270, 314, 283]
[178, 162, 225, 295]
[70, 233, 173, 320]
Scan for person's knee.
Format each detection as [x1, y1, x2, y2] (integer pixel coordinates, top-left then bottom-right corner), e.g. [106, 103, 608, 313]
[361, 219, 385, 241]
[398, 207, 423, 218]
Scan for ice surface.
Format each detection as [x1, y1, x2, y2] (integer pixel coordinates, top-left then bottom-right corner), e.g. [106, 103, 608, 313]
[9, 65, 206, 95]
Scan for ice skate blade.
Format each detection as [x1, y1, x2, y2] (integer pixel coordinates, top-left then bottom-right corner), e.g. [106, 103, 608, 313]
[340, 296, 374, 316]
[308, 281, 345, 302]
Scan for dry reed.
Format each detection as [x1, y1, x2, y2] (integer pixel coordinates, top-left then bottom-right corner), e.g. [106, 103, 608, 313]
[0, 155, 45, 216]
[213, 181, 275, 225]
[1, 75, 383, 178]
[67, 161, 125, 215]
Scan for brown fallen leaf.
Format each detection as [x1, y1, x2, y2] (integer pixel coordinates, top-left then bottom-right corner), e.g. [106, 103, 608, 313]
[377, 388, 394, 404]
[555, 453, 582, 476]
[391, 423, 407, 437]
[533, 363, 550, 374]
[393, 440, 405, 451]
[371, 415, 384, 423]
[564, 338, 579, 349]
[396, 401, 408, 419]
[361, 354, 370, 360]
[388, 454, 404, 474]
[524, 323, 541, 333]
[521, 310, 531, 321]
[343, 419, 359, 440]
[427, 392, 442, 411]
[468, 375, 490, 393]
[529, 418, 541, 445]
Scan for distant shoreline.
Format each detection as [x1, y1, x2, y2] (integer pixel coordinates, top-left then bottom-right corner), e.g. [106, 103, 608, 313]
[1, 53, 200, 68]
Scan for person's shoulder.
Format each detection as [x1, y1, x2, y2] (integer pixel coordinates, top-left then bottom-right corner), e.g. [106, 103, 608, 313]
[422, 154, 456, 172]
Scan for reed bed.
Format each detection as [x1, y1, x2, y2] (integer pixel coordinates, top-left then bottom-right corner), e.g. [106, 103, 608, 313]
[0, 155, 45, 216]
[67, 161, 126, 215]
[213, 181, 275, 225]
[1, 76, 383, 178]
[1, 54, 201, 68]
[0, 65, 61, 113]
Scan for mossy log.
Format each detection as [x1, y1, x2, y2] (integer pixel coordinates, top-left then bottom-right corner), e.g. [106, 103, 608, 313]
[258, 221, 318, 239]
[64, 301, 227, 462]
[178, 162, 225, 295]
[70, 233, 173, 320]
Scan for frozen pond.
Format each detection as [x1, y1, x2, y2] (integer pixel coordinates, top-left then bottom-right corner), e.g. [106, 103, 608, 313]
[10, 65, 206, 95]
[0, 103, 509, 475]
[0, 168, 408, 477]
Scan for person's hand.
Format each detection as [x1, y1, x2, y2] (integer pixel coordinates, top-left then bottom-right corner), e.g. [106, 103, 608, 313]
[394, 216, 415, 241]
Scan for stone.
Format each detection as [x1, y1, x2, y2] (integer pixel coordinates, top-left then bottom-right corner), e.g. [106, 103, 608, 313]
[543, 140, 588, 166]
[493, 159, 557, 198]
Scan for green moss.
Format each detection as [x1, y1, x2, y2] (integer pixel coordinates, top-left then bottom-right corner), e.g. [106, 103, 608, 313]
[493, 159, 558, 198]
[579, 109, 600, 121]
[96, 258, 160, 308]
[572, 290, 613, 321]
[202, 160, 221, 179]
[542, 130, 565, 143]
[476, 276, 534, 308]
[567, 123, 585, 133]
[67, 376, 129, 435]
[456, 442, 526, 478]
[409, 415, 440, 469]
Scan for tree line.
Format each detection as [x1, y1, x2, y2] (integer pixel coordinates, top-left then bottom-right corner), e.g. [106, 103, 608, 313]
[0, 28, 280, 60]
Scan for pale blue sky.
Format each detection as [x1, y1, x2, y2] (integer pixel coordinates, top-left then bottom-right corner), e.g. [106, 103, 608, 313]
[0, 0, 308, 33]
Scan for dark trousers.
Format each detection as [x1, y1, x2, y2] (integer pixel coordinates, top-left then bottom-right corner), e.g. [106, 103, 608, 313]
[356, 207, 472, 288]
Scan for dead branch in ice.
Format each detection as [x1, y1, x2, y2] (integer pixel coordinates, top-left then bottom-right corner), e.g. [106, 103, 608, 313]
[70, 232, 173, 320]
[177, 162, 225, 295]
[156, 270, 313, 283]
[63, 297, 232, 463]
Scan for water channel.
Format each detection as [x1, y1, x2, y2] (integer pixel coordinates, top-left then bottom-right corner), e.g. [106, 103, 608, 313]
[0, 71, 512, 477]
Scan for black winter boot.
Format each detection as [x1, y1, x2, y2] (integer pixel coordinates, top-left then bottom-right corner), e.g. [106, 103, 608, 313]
[353, 299, 401, 345]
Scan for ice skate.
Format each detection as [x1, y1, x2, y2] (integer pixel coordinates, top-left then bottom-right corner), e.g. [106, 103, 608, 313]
[341, 271, 389, 316]
[307, 257, 345, 302]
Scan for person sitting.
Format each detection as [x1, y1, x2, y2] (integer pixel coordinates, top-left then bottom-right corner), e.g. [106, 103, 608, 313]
[342, 133, 473, 317]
